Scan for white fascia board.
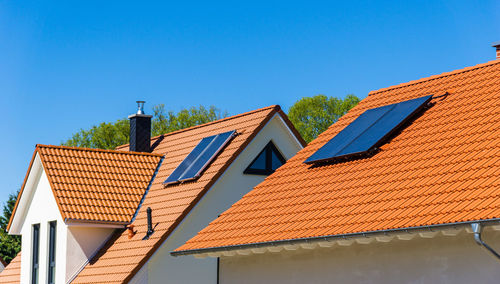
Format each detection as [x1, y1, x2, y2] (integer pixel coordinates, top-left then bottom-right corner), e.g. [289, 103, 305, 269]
[173, 220, 500, 258]
[65, 219, 127, 228]
[8, 154, 44, 235]
[274, 113, 305, 149]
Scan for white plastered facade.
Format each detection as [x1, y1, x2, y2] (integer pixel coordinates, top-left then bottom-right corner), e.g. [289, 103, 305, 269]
[129, 114, 303, 284]
[217, 227, 500, 284]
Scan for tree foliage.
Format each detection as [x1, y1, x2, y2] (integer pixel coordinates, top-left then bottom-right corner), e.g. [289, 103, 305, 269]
[63, 105, 228, 150]
[0, 191, 21, 264]
[151, 105, 228, 136]
[63, 119, 130, 150]
[288, 94, 360, 143]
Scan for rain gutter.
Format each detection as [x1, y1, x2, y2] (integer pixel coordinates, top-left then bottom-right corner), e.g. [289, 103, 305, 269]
[471, 223, 500, 261]
[171, 218, 500, 257]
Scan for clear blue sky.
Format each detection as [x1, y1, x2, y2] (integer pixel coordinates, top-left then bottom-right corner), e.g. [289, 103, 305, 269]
[0, 0, 499, 205]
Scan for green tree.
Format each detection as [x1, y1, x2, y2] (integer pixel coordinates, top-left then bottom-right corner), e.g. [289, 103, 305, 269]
[151, 105, 228, 136]
[288, 94, 360, 143]
[0, 191, 21, 264]
[63, 119, 130, 150]
[63, 105, 228, 150]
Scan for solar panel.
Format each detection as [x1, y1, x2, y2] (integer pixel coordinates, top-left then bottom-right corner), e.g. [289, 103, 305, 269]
[164, 130, 236, 185]
[305, 95, 432, 164]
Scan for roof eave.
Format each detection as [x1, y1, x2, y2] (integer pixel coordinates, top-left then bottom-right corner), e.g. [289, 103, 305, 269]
[65, 218, 129, 228]
[171, 218, 500, 257]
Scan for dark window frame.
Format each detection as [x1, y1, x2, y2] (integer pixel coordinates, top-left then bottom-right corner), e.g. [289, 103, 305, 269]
[244, 141, 286, 176]
[31, 223, 40, 284]
[47, 221, 56, 284]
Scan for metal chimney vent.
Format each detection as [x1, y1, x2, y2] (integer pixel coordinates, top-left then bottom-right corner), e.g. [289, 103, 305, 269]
[136, 101, 146, 115]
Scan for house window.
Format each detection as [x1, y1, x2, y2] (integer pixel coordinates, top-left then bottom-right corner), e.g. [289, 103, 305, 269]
[244, 141, 286, 175]
[31, 224, 40, 284]
[47, 221, 56, 284]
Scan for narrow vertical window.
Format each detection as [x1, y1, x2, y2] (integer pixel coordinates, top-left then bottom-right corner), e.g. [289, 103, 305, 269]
[31, 224, 40, 284]
[47, 221, 56, 284]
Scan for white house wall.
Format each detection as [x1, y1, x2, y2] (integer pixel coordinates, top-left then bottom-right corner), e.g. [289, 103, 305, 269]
[20, 165, 67, 284]
[219, 229, 500, 284]
[66, 226, 114, 282]
[130, 114, 303, 284]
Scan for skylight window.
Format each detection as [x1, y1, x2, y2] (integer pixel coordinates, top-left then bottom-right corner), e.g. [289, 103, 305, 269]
[244, 141, 286, 175]
[164, 130, 236, 185]
[305, 95, 432, 164]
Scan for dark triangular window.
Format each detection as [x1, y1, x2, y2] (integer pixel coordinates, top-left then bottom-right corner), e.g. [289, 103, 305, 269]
[244, 141, 286, 175]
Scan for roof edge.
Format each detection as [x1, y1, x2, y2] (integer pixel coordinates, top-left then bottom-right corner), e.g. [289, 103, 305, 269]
[116, 105, 281, 150]
[369, 59, 500, 96]
[276, 109, 307, 148]
[130, 156, 165, 223]
[172, 218, 500, 256]
[65, 219, 129, 228]
[37, 144, 163, 157]
[7, 149, 39, 232]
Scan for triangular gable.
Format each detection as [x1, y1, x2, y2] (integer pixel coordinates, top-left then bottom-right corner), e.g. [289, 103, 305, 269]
[72, 105, 306, 283]
[8, 153, 51, 234]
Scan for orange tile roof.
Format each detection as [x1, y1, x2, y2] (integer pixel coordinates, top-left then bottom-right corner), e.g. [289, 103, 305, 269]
[8, 145, 162, 230]
[175, 60, 500, 254]
[0, 252, 21, 284]
[72, 105, 302, 283]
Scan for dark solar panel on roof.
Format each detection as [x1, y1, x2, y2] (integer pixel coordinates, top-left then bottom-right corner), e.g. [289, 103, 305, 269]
[164, 130, 236, 185]
[305, 95, 432, 164]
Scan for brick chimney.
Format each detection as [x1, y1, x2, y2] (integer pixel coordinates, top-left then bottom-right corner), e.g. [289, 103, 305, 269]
[493, 41, 500, 60]
[128, 101, 152, 152]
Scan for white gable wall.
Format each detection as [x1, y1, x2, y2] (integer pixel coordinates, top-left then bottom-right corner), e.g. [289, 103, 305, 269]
[19, 161, 67, 284]
[219, 229, 500, 284]
[130, 114, 303, 284]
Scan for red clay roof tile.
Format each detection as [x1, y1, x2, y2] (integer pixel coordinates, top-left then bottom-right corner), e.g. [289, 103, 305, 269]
[0, 252, 21, 284]
[71, 105, 302, 283]
[8, 146, 162, 230]
[175, 60, 500, 254]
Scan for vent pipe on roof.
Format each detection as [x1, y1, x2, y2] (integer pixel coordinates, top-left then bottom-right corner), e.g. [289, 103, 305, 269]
[471, 223, 500, 261]
[129, 101, 152, 152]
[142, 207, 155, 240]
[493, 41, 500, 60]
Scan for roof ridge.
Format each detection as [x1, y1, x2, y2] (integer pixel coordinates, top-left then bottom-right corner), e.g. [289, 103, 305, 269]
[369, 59, 500, 96]
[36, 144, 163, 157]
[150, 105, 280, 139]
[116, 105, 280, 149]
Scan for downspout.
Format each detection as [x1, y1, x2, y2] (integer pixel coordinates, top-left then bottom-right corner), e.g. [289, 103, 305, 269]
[471, 223, 500, 261]
[217, 257, 220, 284]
